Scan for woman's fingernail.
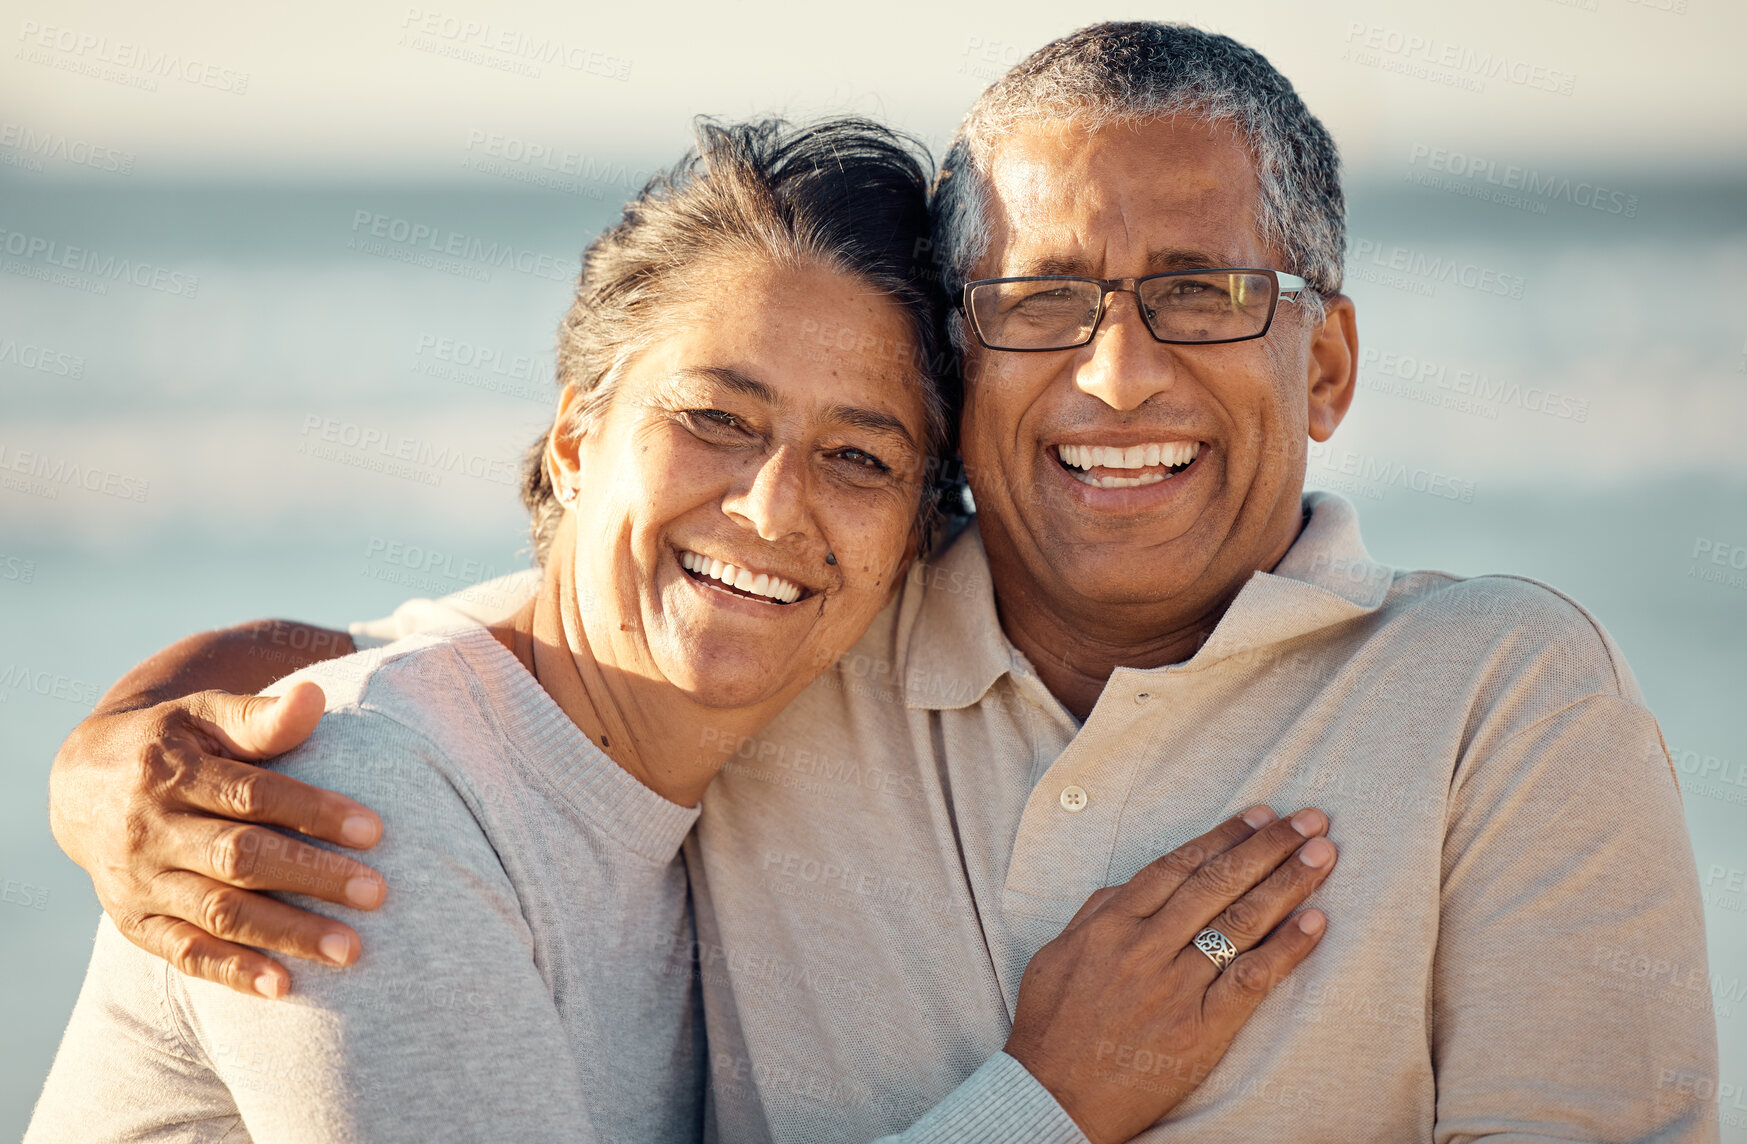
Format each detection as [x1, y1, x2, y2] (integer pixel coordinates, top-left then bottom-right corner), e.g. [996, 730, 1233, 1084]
[1290, 809, 1325, 837]
[1298, 837, 1335, 867]
[319, 933, 350, 966]
[1242, 805, 1277, 829]
[1298, 911, 1326, 935]
[340, 816, 378, 846]
[254, 973, 284, 999]
[345, 877, 382, 908]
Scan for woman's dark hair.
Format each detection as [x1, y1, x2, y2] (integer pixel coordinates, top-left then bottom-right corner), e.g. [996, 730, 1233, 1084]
[522, 116, 954, 564]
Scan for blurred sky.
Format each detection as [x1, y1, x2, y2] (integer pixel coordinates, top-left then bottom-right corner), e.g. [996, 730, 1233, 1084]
[6, 0, 1747, 181]
[5, 0, 1746, 550]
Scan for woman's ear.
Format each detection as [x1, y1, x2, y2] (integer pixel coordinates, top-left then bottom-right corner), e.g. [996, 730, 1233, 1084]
[545, 385, 588, 502]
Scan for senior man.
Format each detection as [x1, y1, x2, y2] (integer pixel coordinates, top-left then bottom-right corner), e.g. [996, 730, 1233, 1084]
[46, 21, 1717, 1144]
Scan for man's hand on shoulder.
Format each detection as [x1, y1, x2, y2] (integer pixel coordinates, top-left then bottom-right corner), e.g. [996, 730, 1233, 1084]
[47, 621, 391, 1000]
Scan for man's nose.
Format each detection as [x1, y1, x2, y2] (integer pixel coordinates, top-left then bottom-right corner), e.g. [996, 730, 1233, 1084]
[722, 448, 810, 544]
[1073, 291, 1178, 412]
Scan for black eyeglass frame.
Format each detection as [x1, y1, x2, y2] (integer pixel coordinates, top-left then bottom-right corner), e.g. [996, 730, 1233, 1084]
[960, 267, 1313, 352]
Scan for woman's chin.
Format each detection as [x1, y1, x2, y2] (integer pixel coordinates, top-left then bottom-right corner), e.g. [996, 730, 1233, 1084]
[657, 647, 808, 712]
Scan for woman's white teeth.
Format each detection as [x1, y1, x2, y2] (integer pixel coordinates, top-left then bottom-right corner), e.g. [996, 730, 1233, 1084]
[1057, 441, 1200, 471]
[679, 550, 801, 604]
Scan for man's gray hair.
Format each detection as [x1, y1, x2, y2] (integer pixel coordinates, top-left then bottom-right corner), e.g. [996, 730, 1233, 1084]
[933, 22, 1344, 348]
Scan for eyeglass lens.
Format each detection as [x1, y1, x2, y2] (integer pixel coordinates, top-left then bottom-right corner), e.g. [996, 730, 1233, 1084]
[968, 271, 1279, 349]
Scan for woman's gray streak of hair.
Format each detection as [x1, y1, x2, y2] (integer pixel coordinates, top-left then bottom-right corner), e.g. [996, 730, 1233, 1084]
[933, 21, 1345, 353]
[520, 116, 953, 567]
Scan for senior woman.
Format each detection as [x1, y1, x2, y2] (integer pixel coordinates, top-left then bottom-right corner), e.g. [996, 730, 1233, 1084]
[30, 117, 1335, 1144]
[29, 114, 953, 1144]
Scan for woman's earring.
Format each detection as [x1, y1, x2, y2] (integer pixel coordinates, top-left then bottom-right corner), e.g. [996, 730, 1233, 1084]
[558, 483, 578, 504]
[826, 552, 837, 565]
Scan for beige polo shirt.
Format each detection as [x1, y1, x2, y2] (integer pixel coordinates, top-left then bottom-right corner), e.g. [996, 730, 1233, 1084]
[356, 492, 1719, 1143]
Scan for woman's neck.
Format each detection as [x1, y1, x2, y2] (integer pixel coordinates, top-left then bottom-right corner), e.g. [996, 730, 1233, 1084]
[491, 522, 777, 808]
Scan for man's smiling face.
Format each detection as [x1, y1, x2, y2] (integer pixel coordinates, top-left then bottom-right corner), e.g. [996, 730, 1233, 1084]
[958, 114, 1357, 634]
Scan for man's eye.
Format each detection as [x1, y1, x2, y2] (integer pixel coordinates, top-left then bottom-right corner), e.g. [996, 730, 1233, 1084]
[835, 448, 889, 472]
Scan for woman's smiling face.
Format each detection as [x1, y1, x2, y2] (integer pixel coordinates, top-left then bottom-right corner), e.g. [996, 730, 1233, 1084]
[548, 257, 931, 710]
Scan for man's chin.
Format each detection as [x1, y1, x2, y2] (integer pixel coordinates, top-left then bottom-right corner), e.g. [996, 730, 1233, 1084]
[1038, 555, 1218, 613]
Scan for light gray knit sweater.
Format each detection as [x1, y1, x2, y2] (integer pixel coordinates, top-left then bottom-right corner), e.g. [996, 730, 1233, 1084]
[27, 624, 704, 1143]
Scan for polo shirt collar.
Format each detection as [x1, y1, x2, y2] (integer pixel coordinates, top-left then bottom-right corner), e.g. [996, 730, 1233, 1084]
[901, 490, 1391, 710]
[900, 520, 1014, 711]
[1192, 490, 1392, 664]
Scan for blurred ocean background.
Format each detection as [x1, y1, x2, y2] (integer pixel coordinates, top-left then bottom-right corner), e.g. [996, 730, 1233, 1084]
[3, 0, 1745, 1137]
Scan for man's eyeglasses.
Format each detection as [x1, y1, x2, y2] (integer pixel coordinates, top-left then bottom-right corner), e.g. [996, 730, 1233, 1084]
[961, 268, 1311, 352]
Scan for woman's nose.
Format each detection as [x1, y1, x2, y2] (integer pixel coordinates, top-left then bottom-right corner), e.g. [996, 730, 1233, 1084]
[722, 449, 809, 543]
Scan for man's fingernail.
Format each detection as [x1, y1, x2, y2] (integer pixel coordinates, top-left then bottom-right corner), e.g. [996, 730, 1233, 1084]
[254, 973, 284, 999]
[1242, 805, 1276, 829]
[1290, 809, 1325, 837]
[340, 816, 378, 846]
[319, 933, 350, 966]
[1298, 837, 1335, 867]
[345, 877, 382, 908]
[1298, 911, 1326, 936]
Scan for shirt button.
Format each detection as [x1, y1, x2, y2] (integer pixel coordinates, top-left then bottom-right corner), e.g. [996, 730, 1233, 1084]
[1060, 785, 1089, 813]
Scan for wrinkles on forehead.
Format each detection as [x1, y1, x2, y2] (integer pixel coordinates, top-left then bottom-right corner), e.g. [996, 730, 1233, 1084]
[976, 118, 1272, 280]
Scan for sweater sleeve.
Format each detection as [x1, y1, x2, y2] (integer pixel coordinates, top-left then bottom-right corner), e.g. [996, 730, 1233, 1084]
[25, 918, 247, 1144]
[868, 1052, 1088, 1144]
[27, 704, 603, 1144]
[1432, 694, 1720, 1143]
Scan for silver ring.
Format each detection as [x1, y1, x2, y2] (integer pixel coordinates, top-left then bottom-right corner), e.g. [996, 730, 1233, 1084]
[1192, 927, 1239, 972]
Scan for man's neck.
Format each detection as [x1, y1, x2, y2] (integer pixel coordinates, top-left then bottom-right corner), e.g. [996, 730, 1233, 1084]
[993, 577, 1238, 721]
[987, 506, 1309, 722]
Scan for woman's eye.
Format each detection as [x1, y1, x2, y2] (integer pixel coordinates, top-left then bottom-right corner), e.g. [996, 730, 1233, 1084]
[686, 409, 744, 432]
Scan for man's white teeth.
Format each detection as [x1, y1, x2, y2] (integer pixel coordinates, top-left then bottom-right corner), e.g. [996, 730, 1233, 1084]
[1079, 471, 1169, 489]
[679, 550, 801, 604]
[1057, 441, 1200, 471]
